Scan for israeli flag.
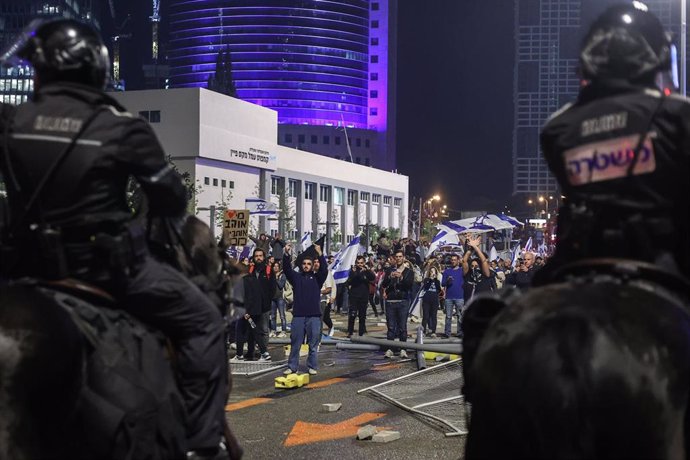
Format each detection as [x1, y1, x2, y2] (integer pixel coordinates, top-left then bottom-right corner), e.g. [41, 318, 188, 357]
[427, 224, 462, 256]
[489, 246, 498, 262]
[409, 286, 426, 317]
[329, 233, 362, 285]
[300, 231, 312, 251]
[524, 237, 533, 253]
[245, 197, 277, 215]
[511, 244, 521, 268]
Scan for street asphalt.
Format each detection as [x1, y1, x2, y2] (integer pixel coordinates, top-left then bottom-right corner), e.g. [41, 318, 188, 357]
[225, 312, 465, 460]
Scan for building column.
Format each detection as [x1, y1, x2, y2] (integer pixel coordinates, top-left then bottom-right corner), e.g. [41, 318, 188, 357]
[378, 198, 384, 227]
[278, 177, 289, 236]
[258, 169, 271, 234]
[311, 182, 320, 237]
[342, 188, 350, 244]
[325, 186, 335, 254]
[296, 180, 305, 243]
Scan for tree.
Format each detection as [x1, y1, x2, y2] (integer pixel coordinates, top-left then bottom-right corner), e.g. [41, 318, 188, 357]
[207, 46, 237, 98]
[330, 209, 342, 252]
[126, 156, 199, 214]
[277, 188, 296, 240]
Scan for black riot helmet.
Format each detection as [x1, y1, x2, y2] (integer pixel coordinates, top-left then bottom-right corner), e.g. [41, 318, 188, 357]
[10, 18, 110, 90]
[580, 2, 672, 84]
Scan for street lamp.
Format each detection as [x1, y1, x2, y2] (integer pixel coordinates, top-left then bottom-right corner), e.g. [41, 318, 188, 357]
[539, 196, 549, 216]
[418, 194, 441, 239]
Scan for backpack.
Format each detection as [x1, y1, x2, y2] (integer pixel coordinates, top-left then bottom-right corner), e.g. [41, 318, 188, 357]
[283, 280, 294, 304]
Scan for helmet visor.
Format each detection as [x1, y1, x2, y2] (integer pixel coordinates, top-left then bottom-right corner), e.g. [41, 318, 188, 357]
[656, 42, 679, 94]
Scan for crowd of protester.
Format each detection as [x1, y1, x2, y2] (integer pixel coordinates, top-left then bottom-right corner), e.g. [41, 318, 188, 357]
[227, 230, 548, 367]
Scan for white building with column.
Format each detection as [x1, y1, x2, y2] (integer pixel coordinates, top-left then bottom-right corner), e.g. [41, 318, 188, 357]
[112, 88, 408, 248]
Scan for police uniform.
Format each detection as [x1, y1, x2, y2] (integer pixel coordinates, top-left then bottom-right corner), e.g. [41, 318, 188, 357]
[0, 82, 227, 451]
[539, 79, 690, 279]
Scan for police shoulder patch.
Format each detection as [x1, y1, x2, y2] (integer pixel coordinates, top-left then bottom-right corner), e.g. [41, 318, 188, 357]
[563, 133, 657, 186]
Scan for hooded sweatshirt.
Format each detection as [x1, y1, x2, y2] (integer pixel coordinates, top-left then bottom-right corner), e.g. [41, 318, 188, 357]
[283, 254, 327, 317]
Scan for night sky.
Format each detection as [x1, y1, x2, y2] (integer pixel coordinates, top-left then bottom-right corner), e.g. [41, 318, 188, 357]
[112, 0, 518, 214]
[396, 1, 516, 214]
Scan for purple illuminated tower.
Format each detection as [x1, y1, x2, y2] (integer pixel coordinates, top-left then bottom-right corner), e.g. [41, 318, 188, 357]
[167, 0, 397, 171]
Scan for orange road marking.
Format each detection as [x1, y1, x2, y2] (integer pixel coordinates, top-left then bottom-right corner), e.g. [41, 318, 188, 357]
[373, 364, 401, 371]
[284, 412, 386, 447]
[225, 397, 272, 412]
[306, 377, 347, 389]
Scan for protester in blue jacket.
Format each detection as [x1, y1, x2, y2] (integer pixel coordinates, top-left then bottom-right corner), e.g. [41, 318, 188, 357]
[282, 243, 328, 375]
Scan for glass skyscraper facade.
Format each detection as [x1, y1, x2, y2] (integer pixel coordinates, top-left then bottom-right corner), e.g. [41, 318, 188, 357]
[513, 0, 682, 196]
[0, 0, 102, 105]
[167, 0, 396, 170]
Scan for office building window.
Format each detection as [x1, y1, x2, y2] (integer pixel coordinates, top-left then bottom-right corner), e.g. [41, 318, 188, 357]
[284, 133, 293, 143]
[372, 194, 381, 204]
[221, 180, 226, 188]
[311, 135, 318, 144]
[288, 179, 298, 198]
[204, 177, 210, 185]
[370, 107, 378, 116]
[365, 139, 370, 148]
[213, 178, 218, 186]
[371, 37, 379, 46]
[298, 134, 305, 144]
[360, 191, 369, 202]
[228, 181, 235, 189]
[356, 138, 361, 147]
[394, 198, 402, 207]
[372, 2, 379, 10]
[383, 196, 392, 205]
[370, 90, 378, 98]
[334, 187, 344, 206]
[319, 185, 330, 202]
[347, 190, 357, 206]
[271, 176, 281, 195]
[304, 182, 315, 200]
[370, 55, 378, 64]
[323, 135, 330, 144]
[370, 73, 378, 81]
[335, 136, 341, 145]
[138, 110, 161, 123]
[371, 20, 379, 28]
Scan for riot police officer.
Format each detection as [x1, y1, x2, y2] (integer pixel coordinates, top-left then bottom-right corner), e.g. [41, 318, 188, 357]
[537, 1, 690, 283]
[0, 19, 227, 459]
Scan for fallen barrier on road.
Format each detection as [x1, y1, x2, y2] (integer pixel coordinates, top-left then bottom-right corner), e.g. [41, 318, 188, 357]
[350, 335, 463, 355]
[358, 358, 467, 437]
